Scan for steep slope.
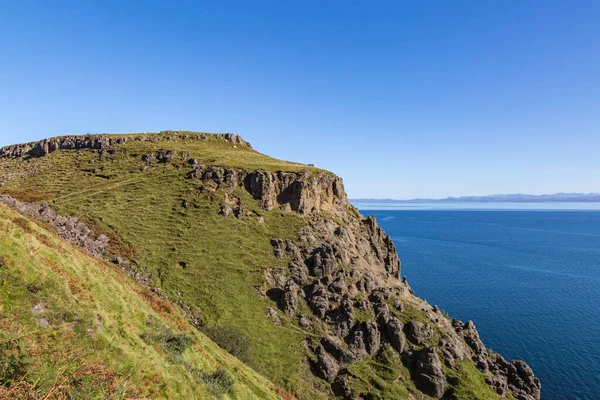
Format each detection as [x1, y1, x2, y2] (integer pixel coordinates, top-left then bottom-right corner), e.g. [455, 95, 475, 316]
[0, 132, 540, 399]
[0, 205, 288, 399]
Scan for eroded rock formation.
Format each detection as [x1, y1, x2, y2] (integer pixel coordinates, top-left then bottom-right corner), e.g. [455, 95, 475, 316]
[0, 195, 109, 257]
[0, 131, 250, 159]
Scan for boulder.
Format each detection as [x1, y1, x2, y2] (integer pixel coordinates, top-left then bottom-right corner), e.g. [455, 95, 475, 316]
[279, 279, 299, 316]
[455, 320, 487, 355]
[270, 238, 284, 258]
[406, 320, 434, 345]
[306, 283, 329, 319]
[392, 298, 405, 312]
[438, 334, 468, 368]
[321, 336, 356, 364]
[332, 297, 355, 337]
[487, 354, 541, 400]
[308, 245, 339, 277]
[298, 315, 310, 327]
[332, 372, 354, 399]
[374, 302, 391, 325]
[218, 204, 233, 217]
[486, 374, 508, 396]
[313, 346, 339, 383]
[413, 348, 445, 398]
[349, 321, 380, 357]
[234, 204, 246, 219]
[329, 276, 346, 294]
[266, 307, 281, 325]
[289, 259, 309, 285]
[385, 318, 406, 354]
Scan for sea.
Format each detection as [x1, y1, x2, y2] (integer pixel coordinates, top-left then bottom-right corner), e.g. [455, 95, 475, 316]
[354, 202, 600, 400]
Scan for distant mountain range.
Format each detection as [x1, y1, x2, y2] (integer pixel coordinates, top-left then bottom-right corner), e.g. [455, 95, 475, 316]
[351, 193, 600, 203]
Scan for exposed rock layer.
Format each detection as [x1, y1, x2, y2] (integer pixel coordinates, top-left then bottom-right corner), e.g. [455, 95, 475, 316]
[187, 165, 348, 218]
[0, 131, 250, 159]
[0, 195, 109, 257]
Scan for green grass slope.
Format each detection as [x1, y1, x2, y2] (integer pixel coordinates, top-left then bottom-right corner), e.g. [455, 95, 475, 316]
[1, 133, 328, 397]
[0, 204, 289, 399]
[0, 132, 507, 399]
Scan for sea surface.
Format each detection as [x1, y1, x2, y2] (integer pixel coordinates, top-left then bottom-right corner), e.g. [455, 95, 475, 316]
[354, 202, 600, 400]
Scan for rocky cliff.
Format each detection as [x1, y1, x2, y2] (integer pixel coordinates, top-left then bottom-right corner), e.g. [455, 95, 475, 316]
[0, 132, 540, 399]
[0, 131, 250, 159]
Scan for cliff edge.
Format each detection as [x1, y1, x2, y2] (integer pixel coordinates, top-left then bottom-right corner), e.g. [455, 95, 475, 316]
[0, 131, 540, 399]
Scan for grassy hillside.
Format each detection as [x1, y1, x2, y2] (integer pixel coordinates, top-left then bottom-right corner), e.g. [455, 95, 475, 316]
[1, 132, 329, 397]
[0, 132, 519, 399]
[0, 204, 288, 399]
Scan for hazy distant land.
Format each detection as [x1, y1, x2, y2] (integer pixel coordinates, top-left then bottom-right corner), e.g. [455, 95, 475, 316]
[351, 193, 600, 203]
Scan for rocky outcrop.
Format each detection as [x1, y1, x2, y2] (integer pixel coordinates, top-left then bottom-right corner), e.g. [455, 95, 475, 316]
[411, 348, 445, 398]
[0, 195, 109, 257]
[279, 279, 299, 316]
[186, 165, 348, 218]
[406, 320, 434, 345]
[0, 135, 128, 158]
[188, 155, 541, 400]
[486, 354, 541, 400]
[0, 131, 251, 159]
[454, 319, 487, 355]
[261, 183, 539, 399]
[313, 346, 340, 383]
[385, 318, 406, 353]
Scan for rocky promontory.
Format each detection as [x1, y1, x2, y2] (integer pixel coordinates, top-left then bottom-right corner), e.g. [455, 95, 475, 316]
[0, 132, 541, 399]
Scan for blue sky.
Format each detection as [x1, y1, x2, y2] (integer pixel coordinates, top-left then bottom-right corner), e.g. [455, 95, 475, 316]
[1, 1, 599, 199]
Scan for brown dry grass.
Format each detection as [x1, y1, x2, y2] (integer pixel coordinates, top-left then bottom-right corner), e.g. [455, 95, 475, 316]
[1, 188, 52, 203]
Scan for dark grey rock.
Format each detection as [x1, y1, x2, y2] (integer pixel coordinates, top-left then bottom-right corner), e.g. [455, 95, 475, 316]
[454, 319, 487, 355]
[349, 321, 380, 357]
[321, 336, 356, 365]
[279, 279, 299, 316]
[412, 348, 445, 398]
[406, 320, 434, 346]
[289, 259, 309, 286]
[306, 283, 329, 319]
[385, 318, 406, 354]
[332, 297, 355, 337]
[313, 346, 339, 383]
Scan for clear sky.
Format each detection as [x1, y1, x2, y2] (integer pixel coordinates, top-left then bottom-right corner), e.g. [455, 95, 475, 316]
[1, 1, 599, 199]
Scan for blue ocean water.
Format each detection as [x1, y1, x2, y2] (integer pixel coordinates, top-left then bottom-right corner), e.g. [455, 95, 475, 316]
[357, 205, 600, 400]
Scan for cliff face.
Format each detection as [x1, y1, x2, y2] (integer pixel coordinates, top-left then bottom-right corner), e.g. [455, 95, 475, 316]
[0, 132, 540, 399]
[187, 166, 347, 217]
[191, 160, 540, 399]
[0, 131, 249, 159]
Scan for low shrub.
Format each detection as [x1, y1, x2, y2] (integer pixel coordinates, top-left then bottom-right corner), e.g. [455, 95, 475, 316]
[141, 316, 194, 357]
[0, 341, 31, 387]
[203, 368, 234, 398]
[201, 326, 253, 366]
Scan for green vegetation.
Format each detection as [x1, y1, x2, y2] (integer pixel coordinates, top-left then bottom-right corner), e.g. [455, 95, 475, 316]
[390, 302, 430, 325]
[116, 131, 321, 172]
[0, 204, 284, 399]
[345, 345, 424, 399]
[203, 369, 236, 398]
[201, 326, 254, 367]
[1, 135, 323, 397]
[0, 133, 509, 399]
[446, 361, 501, 400]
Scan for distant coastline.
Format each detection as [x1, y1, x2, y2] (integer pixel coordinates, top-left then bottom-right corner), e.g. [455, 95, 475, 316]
[351, 193, 600, 203]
